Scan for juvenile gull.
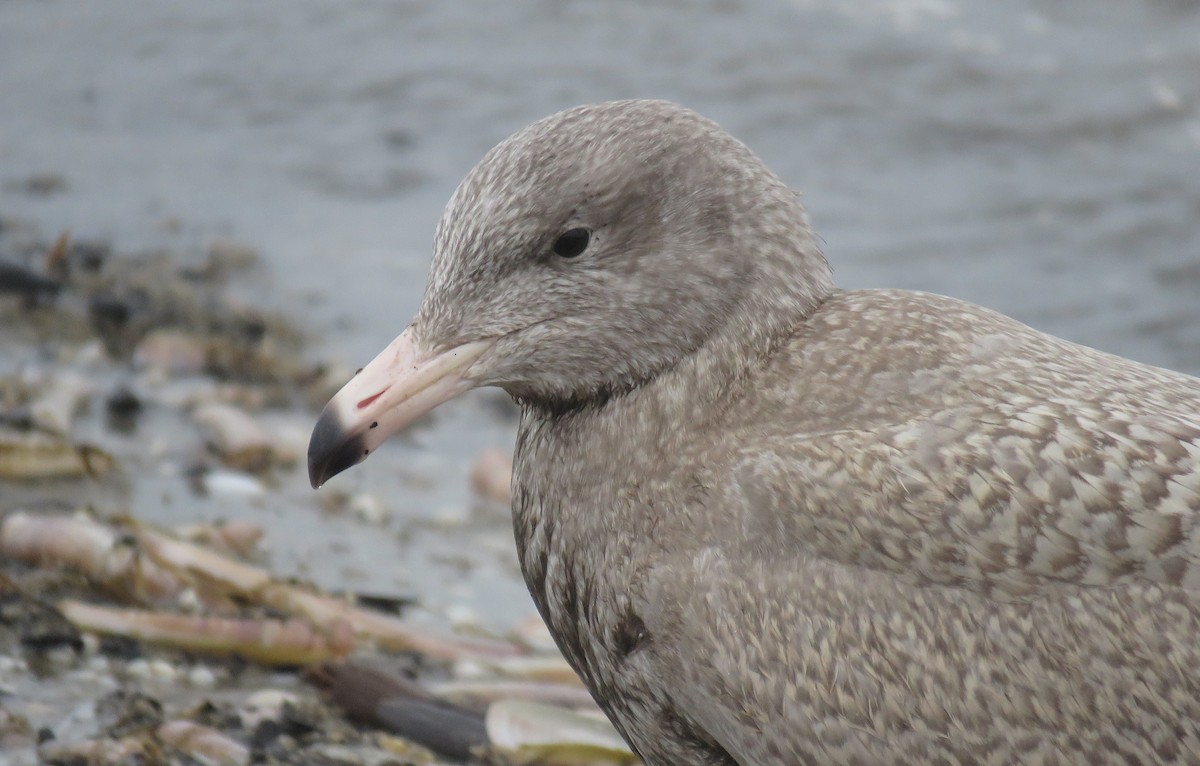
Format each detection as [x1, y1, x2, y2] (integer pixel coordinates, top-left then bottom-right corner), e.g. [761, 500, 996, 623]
[308, 100, 1200, 764]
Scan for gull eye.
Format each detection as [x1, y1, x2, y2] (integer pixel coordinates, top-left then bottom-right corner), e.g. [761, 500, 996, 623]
[552, 228, 591, 259]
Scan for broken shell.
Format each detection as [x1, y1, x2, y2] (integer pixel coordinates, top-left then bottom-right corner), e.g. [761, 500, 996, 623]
[60, 600, 356, 666]
[238, 689, 300, 730]
[196, 239, 261, 279]
[192, 402, 276, 472]
[158, 720, 249, 766]
[136, 528, 522, 660]
[459, 655, 583, 686]
[187, 665, 217, 688]
[172, 520, 264, 558]
[29, 370, 94, 436]
[348, 492, 388, 524]
[198, 469, 266, 500]
[485, 700, 636, 765]
[38, 736, 157, 765]
[430, 679, 598, 710]
[194, 403, 295, 475]
[0, 512, 182, 601]
[0, 434, 115, 480]
[133, 328, 209, 376]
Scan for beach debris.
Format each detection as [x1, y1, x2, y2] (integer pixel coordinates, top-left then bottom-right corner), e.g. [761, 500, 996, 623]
[195, 469, 267, 500]
[187, 239, 261, 281]
[28, 370, 94, 436]
[458, 655, 583, 686]
[242, 694, 349, 762]
[0, 432, 115, 480]
[2, 232, 308, 391]
[0, 251, 63, 313]
[348, 591, 417, 616]
[429, 679, 598, 710]
[37, 701, 249, 766]
[60, 600, 356, 666]
[469, 448, 513, 504]
[0, 366, 105, 469]
[0, 512, 183, 602]
[0, 237, 63, 309]
[125, 656, 180, 683]
[95, 688, 164, 737]
[1, 511, 521, 662]
[65, 239, 110, 275]
[135, 525, 522, 660]
[238, 689, 301, 730]
[192, 402, 290, 473]
[157, 720, 250, 766]
[0, 220, 579, 763]
[347, 491, 389, 524]
[0, 259, 61, 302]
[0, 572, 83, 655]
[104, 384, 143, 431]
[485, 700, 637, 765]
[38, 735, 160, 766]
[172, 520, 264, 558]
[43, 230, 72, 280]
[0, 704, 35, 751]
[307, 741, 438, 765]
[312, 661, 633, 765]
[310, 661, 488, 761]
[36, 690, 166, 765]
[133, 327, 309, 390]
[187, 665, 218, 688]
[513, 613, 559, 653]
[133, 327, 209, 376]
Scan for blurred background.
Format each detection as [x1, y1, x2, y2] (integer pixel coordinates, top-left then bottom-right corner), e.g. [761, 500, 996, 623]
[0, 0, 1198, 738]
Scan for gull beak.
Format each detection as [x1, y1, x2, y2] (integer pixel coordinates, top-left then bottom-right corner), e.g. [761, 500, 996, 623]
[307, 326, 493, 488]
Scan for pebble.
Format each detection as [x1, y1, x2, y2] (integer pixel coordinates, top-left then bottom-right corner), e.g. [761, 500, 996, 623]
[65, 662, 118, 691]
[176, 588, 202, 613]
[126, 658, 176, 682]
[201, 469, 266, 499]
[126, 659, 151, 680]
[150, 658, 177, 682]
[452, 659, 487, 680]
[133, 328, 209, 376]
[187, 665, 217, 688]
[239, 689, 299, 729]
[348, 492, 388, 524]
[431, 506, 469, 526]
[446, 603, 481, 630]
[307, 744, 422, 766]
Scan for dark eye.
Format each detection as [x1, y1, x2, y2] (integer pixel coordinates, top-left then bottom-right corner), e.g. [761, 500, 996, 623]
[552, 228, 591, 258]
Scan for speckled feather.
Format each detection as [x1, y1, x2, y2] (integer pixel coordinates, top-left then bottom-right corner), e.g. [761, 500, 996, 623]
[418, 101, 1200, 765]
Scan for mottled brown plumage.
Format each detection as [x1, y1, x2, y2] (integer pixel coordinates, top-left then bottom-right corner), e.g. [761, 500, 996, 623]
[309, 100, 1200, 765]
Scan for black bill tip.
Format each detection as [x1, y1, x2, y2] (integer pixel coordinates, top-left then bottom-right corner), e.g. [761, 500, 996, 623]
[308, 406, 367, 489]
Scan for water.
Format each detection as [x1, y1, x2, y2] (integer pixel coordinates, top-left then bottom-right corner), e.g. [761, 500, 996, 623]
[1, 0, 1198, 624]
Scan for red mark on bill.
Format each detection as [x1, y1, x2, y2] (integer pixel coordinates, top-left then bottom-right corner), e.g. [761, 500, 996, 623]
[357, 388, 388, 410]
